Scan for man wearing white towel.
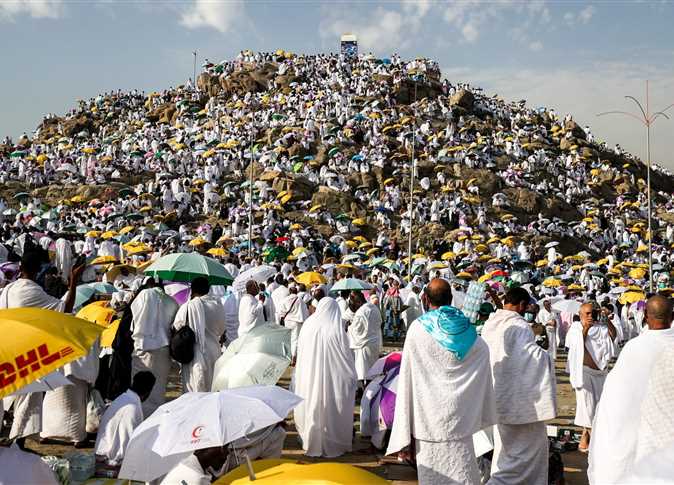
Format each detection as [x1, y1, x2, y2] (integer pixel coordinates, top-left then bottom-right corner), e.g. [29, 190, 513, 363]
[565, 301, 616, 452]
[481, 287, 557, 484]
[387, 278, 496, 484]
[588, 294, 673, 483]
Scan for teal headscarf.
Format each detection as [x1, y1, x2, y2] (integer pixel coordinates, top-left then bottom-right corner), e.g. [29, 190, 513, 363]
[418, 306, 477, 360]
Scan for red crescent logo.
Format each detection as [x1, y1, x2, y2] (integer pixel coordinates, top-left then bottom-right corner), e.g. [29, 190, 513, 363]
[191, 426, 204, 438]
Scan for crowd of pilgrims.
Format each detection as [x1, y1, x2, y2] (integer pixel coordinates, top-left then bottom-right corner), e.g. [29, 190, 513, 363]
[0, 50, 673, 484]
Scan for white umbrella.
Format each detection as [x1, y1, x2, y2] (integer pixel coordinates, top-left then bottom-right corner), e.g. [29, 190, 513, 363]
[610, 287, 628, 294]
[552, 299, 583, 314]
[56, 163, 77, 173]
[232, 265, 276, 293]
[545, 241, 559, 248]
[211, 325, 291, 390]
[119, 386, 301, 482]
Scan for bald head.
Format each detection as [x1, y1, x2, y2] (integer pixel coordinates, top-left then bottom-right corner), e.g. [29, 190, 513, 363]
[425, 278, 452, 309]
[646, 295, 673, 330]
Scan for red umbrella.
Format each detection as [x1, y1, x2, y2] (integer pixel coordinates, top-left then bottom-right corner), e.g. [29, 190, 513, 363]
[275, 236, 289, 243]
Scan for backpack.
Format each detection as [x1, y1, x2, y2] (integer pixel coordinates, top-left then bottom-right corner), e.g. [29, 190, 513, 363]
[170, 307, 195, 364]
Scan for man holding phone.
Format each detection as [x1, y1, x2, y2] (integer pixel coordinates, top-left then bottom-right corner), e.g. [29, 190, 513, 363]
[565, 301, 617, 452]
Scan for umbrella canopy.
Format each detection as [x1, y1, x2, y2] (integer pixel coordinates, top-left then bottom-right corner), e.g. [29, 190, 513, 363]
[619, 291, 646, 304]
[0, 308, 103, 398]
[215, 459, 389, 484]
[211, 324, 291, 390]
[294, 271, 327, 286]
[551, 299, 583, 314]
[330, 278, 373, 292]
[119, 386, 301, 482]
[232, 265, 277, 293]
[66, 282, 117, 311]
[144, 253, 234, 286]
[164, 282, 191, 306]
[11, 371, 73, 396]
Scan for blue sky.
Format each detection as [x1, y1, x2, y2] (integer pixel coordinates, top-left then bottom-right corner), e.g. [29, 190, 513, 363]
[2, 0, 674, 168]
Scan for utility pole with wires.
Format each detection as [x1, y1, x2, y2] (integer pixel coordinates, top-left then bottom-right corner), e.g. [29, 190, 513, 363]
[597, 80, 674, 293]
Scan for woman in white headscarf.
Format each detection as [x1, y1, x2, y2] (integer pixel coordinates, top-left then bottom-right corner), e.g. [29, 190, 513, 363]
[293, 297, 357, 457]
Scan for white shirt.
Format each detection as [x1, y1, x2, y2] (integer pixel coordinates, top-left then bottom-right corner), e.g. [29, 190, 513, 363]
[95, 390, 143, 466]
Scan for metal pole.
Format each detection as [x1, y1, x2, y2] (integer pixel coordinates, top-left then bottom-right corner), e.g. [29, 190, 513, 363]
[647, 118, 653, 293]
[407, 80, 417, 277]
[193, 51, 197, 88]
[248, 137, 253, 255]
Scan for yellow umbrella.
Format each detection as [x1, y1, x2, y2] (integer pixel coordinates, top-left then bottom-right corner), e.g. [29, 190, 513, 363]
[366, 248, 379, 256]
[295, 272, 328, 286]
[353, 236, 367, 243]
[82, 147, 96, 154]
[70, 195, 86, 203]
[352, 218, 366, 226]
[309, 204, 322, 213]
[619, 291, 646, 305]
[345, 241, 357, 249]
[215, 459, 389, 485]
[127, 244, 152, 255]
[478, 273, 492, 283]
[104, 264, 137, 282]
[100, 319, 121, 348]
[139, 206, 153, 213]
[0, 308, 103, 398]
[383, 178, 395, 186]
[292, 247, 307, 257]
[280, 193, 292, 204]
[85, 230, 101, 238]
[441, 251, 456, 261]
[567, 284, 585, 291]
[629, 267, 647, 279]
[358, 242, 372, 249]
[207, 248, 227, 257]
[90, 255, 118, 266]
[474, 244, 488, 253]
[456, 272, 473, 280]
[119, 225, 135, 235]
[535, 259, 548, 268]
[101, 231, 117, 240]
[543, 278, 562, 288]
[189, 237, 207, 247]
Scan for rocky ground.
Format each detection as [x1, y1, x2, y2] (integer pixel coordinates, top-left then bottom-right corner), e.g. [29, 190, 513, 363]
[17, 344, 588, 484]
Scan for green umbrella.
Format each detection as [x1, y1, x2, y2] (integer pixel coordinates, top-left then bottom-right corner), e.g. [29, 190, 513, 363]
[368, 256, 387, 267]
[10, 151, 25, 158]
[328, 147, 340, 158]
[126, 213, 144, 221]
[330, 278, 373, 291]
[292, 162, 303, 173]
[118, 188, 133, 197]
[144, 253, 234, 285]
[13, 192, 30, 200]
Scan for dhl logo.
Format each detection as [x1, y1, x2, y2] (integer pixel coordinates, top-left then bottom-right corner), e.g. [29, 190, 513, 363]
[0, 344, 74, 389]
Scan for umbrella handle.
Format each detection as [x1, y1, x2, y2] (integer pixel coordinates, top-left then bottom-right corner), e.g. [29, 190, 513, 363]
[244, 451, 257, 481]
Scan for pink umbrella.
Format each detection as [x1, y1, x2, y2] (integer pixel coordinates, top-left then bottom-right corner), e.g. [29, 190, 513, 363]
[164, 282, 191, 305]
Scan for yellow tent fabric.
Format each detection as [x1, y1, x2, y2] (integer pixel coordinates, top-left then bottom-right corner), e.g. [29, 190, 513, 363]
[215, 459, 389, 485]
[0, 308, 103, 398]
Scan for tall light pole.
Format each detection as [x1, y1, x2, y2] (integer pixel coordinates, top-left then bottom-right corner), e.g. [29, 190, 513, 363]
[193, 51, 197, 88]
[597, 81, 674, 293]
[248, 137, 254, 254]
[407, 78, 419, 277]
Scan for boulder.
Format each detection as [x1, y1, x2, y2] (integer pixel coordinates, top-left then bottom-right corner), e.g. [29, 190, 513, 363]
[449, 89, 475, 110]
[564, 120, 587, 140]
[453, 166, 501, 196]
[311, 186, 358, 214]
[503, 187, 541, 213]
[197, 72, 222, 98]
[271, 174, 316, 201]
[394, 78, 443, 104]
[62, 114, 95, 138]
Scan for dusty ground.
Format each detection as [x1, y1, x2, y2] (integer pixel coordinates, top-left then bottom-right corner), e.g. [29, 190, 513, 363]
[18, 344, 588, 484]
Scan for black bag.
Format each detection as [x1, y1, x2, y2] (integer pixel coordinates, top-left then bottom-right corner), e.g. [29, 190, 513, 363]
[279, 296, 299, 327]
[170, 307, 195, 364]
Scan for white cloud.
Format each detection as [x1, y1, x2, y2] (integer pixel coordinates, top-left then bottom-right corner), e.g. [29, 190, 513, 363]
[564, 5, 595, 26]
[180, 0, 243, 33]
[462, 22, 479, 43]
[319, 2, 431, 53]
[529, 41, 543, 52]
[578, 5, 595, 24]
[441, 62, 674, 169]
[0, 0, 64, 21]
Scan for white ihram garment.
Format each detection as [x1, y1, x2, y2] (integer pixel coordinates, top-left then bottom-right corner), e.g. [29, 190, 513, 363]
[588, 328, 674, 484]
[348, 303, 382, 380]
[173, 296, 225, 392]
[130, 287, 178, 417]
[95, 390, 144, 466]
[565, 322, 614, 428]
[277, 293, 309, 357]
[387, 318, 496, 485]
[237, 294, 265, 337]
[481, 310, 557, 485]
[294, 298, 357, 457]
